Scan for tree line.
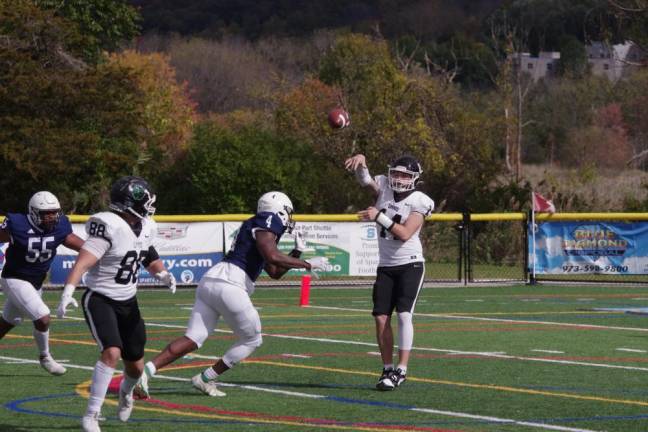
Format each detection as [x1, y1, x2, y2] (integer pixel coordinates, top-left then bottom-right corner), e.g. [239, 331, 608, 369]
[1, 0, 647, 216]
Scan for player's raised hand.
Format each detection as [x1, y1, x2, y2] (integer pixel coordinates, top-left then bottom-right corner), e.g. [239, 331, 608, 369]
[156, 271, 177, 294]
[57, 284, 78, 318]
[294, 231, 308, 252]
[344, 154, 366, 171]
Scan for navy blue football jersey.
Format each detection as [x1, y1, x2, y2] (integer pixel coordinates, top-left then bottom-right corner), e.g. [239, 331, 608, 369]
[224, 212, 286, 281]
[0, 213, 72, 289]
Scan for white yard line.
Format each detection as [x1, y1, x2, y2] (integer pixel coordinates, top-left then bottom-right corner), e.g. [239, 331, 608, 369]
[64, 315, 648, 372]
[616, 348, 647, 353]
[0, 354, 601, 432]
[281, 353, 312, 359]
[310, 305, 648, 333]
[532, 350, 565, 354]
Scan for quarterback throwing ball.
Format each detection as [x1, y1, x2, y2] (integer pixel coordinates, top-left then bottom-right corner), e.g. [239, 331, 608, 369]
[345, 153, 434, 391]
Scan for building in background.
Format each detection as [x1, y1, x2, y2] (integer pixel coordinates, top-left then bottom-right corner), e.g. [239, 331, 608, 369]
[510, 41, 644, 82]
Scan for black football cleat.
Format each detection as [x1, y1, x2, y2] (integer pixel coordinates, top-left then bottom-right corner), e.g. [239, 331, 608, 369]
[376, 368, 396, 391]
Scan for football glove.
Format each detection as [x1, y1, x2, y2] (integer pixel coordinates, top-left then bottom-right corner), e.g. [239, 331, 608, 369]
[155, 271, 177, 294]
[294, 231, 307, 252]
[306, 256, 329, 272]
[56, 284, 78, 319]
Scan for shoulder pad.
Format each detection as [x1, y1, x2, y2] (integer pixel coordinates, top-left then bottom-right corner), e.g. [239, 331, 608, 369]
[86, 212, 123, 242]
[411, 192, 435, 216]
[252, 212, 285, 236]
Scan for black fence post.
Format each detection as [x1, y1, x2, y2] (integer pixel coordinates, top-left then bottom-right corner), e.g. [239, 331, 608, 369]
[526, 209, 535, 285]
[454, 215, 466, 284]
[463, 212, 471, 285]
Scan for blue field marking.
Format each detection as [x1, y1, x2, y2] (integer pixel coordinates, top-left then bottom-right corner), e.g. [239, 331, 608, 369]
[3, 393, 245, 426]
[7, 387, 648, 429]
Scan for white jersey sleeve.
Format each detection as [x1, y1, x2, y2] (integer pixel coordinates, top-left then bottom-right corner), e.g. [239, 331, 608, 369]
[411, 192, 435, 216]
[83, 212, 157, 301]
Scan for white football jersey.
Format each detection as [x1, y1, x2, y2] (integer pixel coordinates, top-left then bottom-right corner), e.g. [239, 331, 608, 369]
[83, 211, 157, 301]
[374, 175, 434, 267]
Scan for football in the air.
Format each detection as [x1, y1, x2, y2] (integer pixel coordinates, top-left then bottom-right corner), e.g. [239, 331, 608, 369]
[328, 108, 350, 129]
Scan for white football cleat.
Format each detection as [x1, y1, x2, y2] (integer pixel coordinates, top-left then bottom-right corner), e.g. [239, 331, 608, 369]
[133, 371, 150, 399]
[81, 412, 101, 432]
[191, 373, 226, 397]
[39, 355, 66, 376]
[117, 387, 134, 422]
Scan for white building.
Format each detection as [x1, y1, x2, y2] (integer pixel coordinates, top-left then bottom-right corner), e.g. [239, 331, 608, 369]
[510, 41, 644, 82]
[586, 41, 643, 81]
[510, 51, 560, 81]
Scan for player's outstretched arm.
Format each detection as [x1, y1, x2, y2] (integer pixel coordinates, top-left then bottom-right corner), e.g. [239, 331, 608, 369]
[57, 249, 100, 318]
[257, 231, 311, 279]
[358, 207, 425, 242]
[63, 233, 85, 252]
[344, 154, 379, 197]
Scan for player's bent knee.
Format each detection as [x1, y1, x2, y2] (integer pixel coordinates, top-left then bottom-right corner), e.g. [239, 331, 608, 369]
[184, 329, 208, 349]
[248, 334, 262, 348]
[101, 346, 122, 367]
[33, 316, 50, 332]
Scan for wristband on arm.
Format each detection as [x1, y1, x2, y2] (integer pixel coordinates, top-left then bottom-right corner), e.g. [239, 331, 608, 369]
[374, 212, 395, 231]
[355, 165, 372, 186]
[289, 248, 302, 258]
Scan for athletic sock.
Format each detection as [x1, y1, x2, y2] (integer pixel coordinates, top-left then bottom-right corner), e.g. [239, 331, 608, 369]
[144, 361, 156, 377]
[383, 363, 394, 371]
[86, 361, 115, 416]
[202, 366, 219, 382]
[33, 329, 50, 358]
[120, 373, 139, 395]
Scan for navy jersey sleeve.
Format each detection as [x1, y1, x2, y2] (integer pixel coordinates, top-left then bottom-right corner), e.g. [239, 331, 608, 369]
[58, 215, 73, 237]
[251, 212, 286, 238]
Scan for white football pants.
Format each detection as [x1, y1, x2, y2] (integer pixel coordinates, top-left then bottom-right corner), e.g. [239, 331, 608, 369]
[1, 278, 50, 325]
[185, 276, 262, 368]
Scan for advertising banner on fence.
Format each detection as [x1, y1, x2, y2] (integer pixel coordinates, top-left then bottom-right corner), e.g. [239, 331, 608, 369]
[530, 221, 648, 275]
[49, 222, 224, 285]
[224, 221, 380, 276]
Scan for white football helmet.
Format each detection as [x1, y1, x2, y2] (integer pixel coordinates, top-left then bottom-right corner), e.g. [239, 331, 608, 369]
[388, 155, 422, 193]
[257, 191, 295, 232]
[28, 191, 62, 231]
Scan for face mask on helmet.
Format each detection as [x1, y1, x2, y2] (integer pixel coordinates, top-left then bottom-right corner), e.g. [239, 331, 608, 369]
[388, 156, 422, 193]
[109, 176, 157, 219]
[28, 191, 62, 232]
[257, 191, 295, 233]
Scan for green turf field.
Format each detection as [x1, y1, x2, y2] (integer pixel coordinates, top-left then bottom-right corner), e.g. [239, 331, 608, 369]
[3, 284, 648, 431]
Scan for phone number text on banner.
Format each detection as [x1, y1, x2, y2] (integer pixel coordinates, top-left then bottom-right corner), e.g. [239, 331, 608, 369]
[530, 221, 648, 275]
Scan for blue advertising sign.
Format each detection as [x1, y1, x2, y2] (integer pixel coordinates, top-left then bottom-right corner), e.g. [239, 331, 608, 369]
[47, 221, 225, 286]
[48, 252, 224, 285]
[529, 221, 648, 275]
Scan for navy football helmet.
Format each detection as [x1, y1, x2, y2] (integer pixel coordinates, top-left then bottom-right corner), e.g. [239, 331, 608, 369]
[109, 176, 156, 219]
[388, 155, 422, 192]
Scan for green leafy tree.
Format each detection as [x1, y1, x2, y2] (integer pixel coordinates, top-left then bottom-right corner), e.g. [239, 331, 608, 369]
[0, 1, 194, 214]
[277, 34, 507, 212]
[157, 118, 323, 214]
[35, 0, 140, 62]
[557, 35, 589, 77]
